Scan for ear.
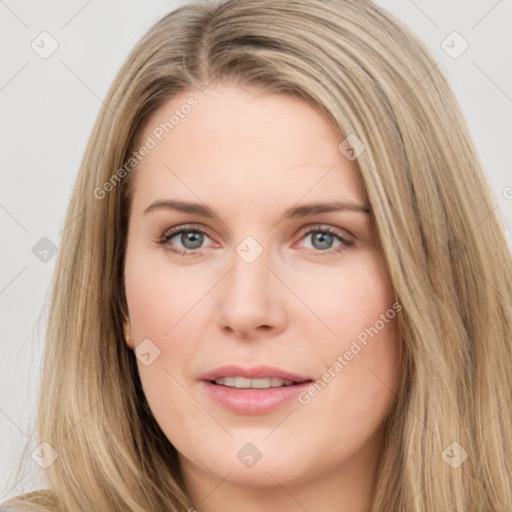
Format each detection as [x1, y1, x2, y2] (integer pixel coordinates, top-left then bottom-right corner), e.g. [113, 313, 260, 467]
[123, 318, 135, 350]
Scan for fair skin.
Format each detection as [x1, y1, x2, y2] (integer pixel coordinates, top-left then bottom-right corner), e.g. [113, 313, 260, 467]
[123, 83, 401, 512]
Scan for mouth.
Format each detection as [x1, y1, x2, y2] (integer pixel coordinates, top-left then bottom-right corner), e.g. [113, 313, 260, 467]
[200, 366, 314, 414]
[209, 376, 311, 389]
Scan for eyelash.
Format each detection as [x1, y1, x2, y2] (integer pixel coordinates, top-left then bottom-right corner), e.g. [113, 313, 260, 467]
[158, 223, 354, 257]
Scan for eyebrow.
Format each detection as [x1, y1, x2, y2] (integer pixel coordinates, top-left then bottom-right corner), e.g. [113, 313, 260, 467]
[144, 199, 371, 218]
[283, 201, 371, 217]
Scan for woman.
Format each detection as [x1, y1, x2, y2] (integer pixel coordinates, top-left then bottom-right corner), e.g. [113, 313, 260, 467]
[3, 0, 511, 510]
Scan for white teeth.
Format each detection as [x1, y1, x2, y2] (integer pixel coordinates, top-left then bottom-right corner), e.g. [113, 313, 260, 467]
[214, 377, 296, 389]
[250, 378, 271, 388]
[234, 377, 252, 388]
[222, 377, 236, 387]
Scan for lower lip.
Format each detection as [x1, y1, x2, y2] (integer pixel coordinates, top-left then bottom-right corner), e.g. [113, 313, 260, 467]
[201, 380, 312, 415]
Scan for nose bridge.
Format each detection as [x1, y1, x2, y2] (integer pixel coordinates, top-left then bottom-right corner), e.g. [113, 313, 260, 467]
[228, 237, 272, 301]
[215, 235, 285, 335]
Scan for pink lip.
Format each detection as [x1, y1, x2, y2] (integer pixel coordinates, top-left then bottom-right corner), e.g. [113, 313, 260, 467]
[199, 365, 313, 415]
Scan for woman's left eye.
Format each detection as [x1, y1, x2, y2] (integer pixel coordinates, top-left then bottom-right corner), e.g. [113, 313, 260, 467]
[297, 227, 353, 255]
[158, 224, 353, 256]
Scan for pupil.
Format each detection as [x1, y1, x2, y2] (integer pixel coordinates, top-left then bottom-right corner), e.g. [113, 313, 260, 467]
[182, 231, 203, 249]
[313, 232, 333, 250]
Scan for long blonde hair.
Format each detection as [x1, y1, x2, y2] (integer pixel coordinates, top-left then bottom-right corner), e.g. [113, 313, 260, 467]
[3, 0, 512, 510]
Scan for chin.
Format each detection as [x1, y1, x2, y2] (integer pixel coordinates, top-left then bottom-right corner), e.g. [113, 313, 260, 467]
[180, 441, 313, 489]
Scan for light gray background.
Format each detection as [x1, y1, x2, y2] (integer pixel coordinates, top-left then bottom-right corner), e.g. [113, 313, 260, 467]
[1, 0, 511, 500]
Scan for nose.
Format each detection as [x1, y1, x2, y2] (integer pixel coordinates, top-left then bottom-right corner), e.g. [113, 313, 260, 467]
[215, 246, 287, 339]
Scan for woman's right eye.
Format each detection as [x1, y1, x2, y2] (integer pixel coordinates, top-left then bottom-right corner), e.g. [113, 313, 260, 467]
[159, 225, 214, 256]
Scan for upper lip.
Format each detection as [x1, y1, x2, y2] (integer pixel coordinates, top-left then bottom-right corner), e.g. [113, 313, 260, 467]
[201, 365, 312, 383]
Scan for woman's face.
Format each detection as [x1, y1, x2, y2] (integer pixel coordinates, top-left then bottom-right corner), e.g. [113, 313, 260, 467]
[124, 84, 401, 497]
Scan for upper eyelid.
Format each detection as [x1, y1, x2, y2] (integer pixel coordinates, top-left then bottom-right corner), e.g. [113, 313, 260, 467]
[161, 223, 214, 240]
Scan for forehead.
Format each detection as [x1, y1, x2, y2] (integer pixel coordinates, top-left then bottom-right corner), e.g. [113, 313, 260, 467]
[130, 85, 365, 214]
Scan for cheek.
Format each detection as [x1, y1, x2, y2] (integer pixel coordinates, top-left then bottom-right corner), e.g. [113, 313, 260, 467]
[295, 252, 401, 419]
[123, 249, 206, 420]
[294, 250, 397, 344]
[124, 248, 212, 342]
